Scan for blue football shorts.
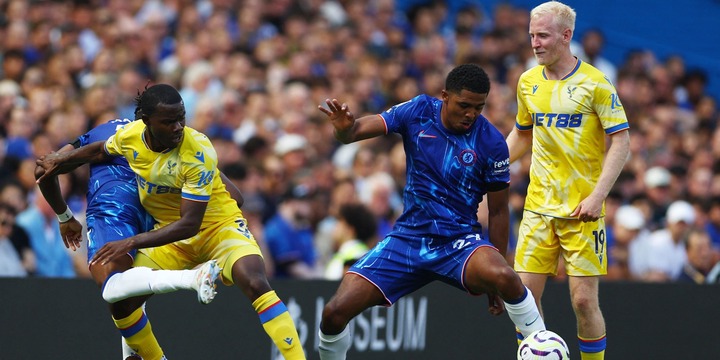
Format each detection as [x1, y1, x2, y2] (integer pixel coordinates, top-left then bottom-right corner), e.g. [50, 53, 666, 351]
[86, 205, 155, 262]
[349, 232, 497, 304]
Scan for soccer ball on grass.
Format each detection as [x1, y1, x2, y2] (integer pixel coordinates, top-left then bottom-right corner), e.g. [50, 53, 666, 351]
[517, 330, 570, 360]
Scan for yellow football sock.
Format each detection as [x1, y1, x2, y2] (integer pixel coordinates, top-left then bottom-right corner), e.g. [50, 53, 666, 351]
[579, 333, 606, 360]
[253, 290, 305, 360]
[114, 307, 164, 360]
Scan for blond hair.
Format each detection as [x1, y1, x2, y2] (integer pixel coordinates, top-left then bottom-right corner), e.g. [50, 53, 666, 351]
[531, 1, 576, 32]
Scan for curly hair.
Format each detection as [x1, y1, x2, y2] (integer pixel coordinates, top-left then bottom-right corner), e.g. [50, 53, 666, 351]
[133, 83, 183, 119]
[445, 63, 490, 95]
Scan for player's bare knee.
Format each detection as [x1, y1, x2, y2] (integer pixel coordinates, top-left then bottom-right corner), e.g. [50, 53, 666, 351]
[321, 302, 350, 332]
[492, 266, 525, 299]
[570, 292, 598, 314]
[240, 274, 272, 300]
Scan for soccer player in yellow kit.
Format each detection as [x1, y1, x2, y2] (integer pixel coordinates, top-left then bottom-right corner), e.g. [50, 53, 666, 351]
[37, 84, 305, 359]
[506, 2, 630, 360]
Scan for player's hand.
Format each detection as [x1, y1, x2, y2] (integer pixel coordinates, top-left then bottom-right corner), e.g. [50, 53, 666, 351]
[59, 217, 83, 251]
[91, 238, 134, 266]
[570, 194, 603, 222]
[318, 98, 355, 132]
[487, 293, 505, 316]
[35, 152, 67, 183]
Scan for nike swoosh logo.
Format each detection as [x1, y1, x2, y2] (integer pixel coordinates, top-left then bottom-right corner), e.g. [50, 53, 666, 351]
[525, 314, 539, 327]
[418, 130, 437, 138]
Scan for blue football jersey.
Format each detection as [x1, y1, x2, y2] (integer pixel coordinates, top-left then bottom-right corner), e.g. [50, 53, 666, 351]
[380, 94, 510, 241]
[76, 119, 139, 212]
[74, 119, 155, 259]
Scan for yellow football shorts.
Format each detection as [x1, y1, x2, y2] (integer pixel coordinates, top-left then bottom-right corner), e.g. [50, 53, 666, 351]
[134, 217, 262, 285]
[514, 210, 607, 276]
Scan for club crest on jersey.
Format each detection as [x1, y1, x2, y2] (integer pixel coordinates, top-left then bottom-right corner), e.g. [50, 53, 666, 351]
[166, 161, 177, 174]
[459, 149, 477, 166]
[567, 86, 577, 99]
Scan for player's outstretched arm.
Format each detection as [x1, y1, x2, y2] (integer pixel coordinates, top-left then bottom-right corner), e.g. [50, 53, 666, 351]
[35, 143, 85, 251]
[36, 140, 109, 183]
[319, 98, 386, 143]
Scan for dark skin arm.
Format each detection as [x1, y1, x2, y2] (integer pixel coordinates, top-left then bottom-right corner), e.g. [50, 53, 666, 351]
[220, 172, 244, 208]
[484, 186, 511, 316]
[35, 144, 85, 251]
[318, 98, 387, 144]
[37, 139, 240, 265]
[36, 141, 110, 183]
[91, 197, 206, 266]
[486, 187, 510, 258]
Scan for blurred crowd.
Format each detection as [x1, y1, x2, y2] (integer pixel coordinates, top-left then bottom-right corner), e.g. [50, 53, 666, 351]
[0, 0, 718, 284]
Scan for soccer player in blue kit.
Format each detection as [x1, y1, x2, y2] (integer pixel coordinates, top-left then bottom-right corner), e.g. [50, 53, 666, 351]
[316, 64, 546, 359]
[36, 118, 226, 360]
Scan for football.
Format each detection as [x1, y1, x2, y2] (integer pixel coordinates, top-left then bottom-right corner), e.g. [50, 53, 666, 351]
[517, 330, 570, 360]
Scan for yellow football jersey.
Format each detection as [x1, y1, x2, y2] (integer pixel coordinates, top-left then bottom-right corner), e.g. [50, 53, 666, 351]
[104, 120, 242, 228]
[516, 59, 629, 218]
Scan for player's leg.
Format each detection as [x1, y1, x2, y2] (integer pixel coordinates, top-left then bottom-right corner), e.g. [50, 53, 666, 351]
[464, 246, 546, 338]
[103, 252, 220, 304]
[318, 234, 439, 360]
[229, 253, 306, 360]
[513, 211, 559, 342]
[89, 255, 163, 360]
[569, 276, 606, 360]
[206, 218, 305, 359]
[560, 217, 608, 360]
[518, 272, 548, 315]
[319, 273, 386, 360]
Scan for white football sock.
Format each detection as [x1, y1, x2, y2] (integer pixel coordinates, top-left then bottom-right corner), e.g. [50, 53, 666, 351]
[504, 286, 546, 337]
[121, 336, 135, 359]
[318, 326, 351, 360]
[102, 267, 196, 303]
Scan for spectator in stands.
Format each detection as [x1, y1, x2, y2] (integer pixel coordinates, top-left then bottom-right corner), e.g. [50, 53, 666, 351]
[632, 200, 696, 281]
[608, 205, 648, 281]
[578, 28, 617, 83]
[274, 133, 311, 181]
[324, 203, 377, 280]
[16, 176, 88, 278]
[0, 201, 26, 277]
[703, 197, 720, 252]
[359, 171, 400, 241]
[643, 166, 673, 230]
[677, 228, 720, 284]
[264, 183, 321, 279]
[314, 177, 359, 271]
[0, 179, 34, 275]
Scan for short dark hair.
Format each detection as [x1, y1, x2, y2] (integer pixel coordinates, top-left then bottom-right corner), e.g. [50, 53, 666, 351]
[338, 203, 377, 243]
[445, 63, 490, 95]
[134, 83, 183, 119]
